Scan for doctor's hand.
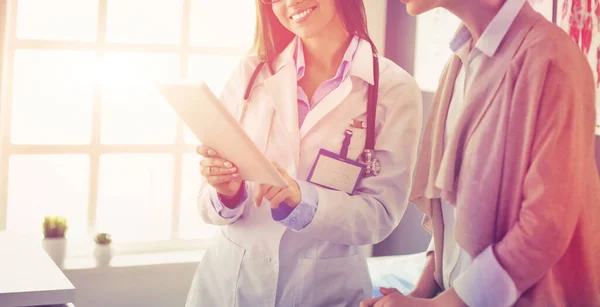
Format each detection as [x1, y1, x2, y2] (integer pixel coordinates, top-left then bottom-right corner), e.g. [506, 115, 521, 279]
[360, 288, 437, 307]
[197, 145, 243, 199]
[253, 162, 301, 209]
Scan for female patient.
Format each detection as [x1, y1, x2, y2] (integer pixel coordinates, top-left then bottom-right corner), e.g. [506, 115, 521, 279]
[362, 0, 600, 306]
[185, 0, 423, 306]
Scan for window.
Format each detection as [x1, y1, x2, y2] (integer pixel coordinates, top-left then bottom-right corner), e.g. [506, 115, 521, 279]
[0, 0, 256, 254]
[414, 1, 555, 92]
[413, 8, 461, 92]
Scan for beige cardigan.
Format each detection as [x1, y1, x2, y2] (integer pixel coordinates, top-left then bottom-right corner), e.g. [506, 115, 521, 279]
[409, 3, 600, 306]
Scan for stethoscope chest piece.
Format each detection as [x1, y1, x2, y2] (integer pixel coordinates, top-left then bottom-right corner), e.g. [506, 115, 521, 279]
[360, 149, 381, 177]
[370, 156, 381, 177]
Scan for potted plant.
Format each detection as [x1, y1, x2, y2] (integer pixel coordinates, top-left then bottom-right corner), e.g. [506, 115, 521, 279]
[41, 216, 68, 268]
[93, 232, 113, 267]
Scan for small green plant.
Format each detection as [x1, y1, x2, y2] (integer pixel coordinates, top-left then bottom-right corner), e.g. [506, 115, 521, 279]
[42, 216, 68, 238]
[94, 233, 112, 245]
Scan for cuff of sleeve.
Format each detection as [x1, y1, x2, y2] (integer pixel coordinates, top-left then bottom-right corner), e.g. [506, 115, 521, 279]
[210, 186, 247, 219]
[452, 246, 521, 307]
[297, 180, 318, 208]
[272, 181, 318, 231]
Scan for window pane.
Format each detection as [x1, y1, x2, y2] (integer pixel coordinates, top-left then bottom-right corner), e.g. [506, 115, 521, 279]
[179, 153, 217, 239]
[96, 154, 173, 242]
[106, 0, 184, 44]
[100, 53, 180, 144]
[185, 54, 241, 144]
[188, 54, 240, 95]
[6, 155, 89, 239]
[414, 9, 461, 92]
[184, 126, 200, 145]
[189, 0, 256, 48]
[16, 0, 98, 41]
[11, 50, 96, 144]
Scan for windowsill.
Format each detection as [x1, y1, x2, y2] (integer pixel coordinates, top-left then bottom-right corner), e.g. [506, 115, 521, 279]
[62, 249, 206, 271]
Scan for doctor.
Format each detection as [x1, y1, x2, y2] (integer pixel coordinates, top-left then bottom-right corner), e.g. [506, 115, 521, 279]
[184, 0, 423, 306]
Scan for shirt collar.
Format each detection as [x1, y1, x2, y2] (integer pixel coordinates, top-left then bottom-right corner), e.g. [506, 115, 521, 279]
[450, 0, 526, 57]
[293, 35, 360, 81]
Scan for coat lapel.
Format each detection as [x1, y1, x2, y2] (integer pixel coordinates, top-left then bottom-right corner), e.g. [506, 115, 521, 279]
[299, 40, 375, 139]
[263, 40, 301, 171]
[299, 79, 353, 138]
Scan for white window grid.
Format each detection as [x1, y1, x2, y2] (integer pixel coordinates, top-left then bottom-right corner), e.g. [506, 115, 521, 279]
[0, 0, 247, 254]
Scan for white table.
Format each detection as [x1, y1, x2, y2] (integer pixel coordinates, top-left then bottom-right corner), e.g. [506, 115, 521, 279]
[0, 231, 75, 307]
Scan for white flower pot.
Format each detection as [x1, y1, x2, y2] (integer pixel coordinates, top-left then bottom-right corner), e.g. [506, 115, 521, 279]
[42, 238, 66, 269]
[93, 244, 113, 267]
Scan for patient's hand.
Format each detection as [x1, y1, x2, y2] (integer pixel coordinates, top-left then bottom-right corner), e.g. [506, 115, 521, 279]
[408, 285, 436, 299]
[360, 288, 435, 307]
[408, 252, 439, 299]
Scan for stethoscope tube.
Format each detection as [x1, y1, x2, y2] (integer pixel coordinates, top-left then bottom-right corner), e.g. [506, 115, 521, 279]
[243, 61, 267, 101]
[365, 53, 379, 152]
[361, 53, 381, 177]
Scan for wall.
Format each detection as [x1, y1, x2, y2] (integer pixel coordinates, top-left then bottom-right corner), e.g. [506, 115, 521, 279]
[365, 0, 388, 53]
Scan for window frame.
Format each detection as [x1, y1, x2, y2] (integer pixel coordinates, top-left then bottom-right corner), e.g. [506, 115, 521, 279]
[0, 0, 245, 255]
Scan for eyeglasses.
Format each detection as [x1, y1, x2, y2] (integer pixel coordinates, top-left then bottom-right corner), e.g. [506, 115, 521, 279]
[260, 0, 283, 4]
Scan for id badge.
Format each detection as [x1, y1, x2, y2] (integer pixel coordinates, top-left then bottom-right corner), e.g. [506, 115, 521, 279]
[307, 149, 366, 194]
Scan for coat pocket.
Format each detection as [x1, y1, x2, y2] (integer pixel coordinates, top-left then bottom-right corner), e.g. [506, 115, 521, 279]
[185, 231, 246, 307]
[293, 254, 372, 307]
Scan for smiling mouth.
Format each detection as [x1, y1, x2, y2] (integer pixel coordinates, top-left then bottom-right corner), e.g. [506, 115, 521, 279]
[289, 6, 318, 22]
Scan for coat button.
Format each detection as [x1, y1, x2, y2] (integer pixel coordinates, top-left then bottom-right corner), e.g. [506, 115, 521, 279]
[266, 256, 272, 262]
[290, 217, 297, 224]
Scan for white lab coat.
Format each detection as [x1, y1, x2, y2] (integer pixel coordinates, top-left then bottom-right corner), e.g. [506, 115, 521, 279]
[185, 39, 423, 307]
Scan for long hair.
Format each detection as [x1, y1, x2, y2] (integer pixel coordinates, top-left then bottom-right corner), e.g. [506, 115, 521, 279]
[252, 0, 376, 72]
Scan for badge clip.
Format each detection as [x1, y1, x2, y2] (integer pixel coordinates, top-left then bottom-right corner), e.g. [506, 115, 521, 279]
[350, 119, 365, 129]
[340, 130, 353, 159]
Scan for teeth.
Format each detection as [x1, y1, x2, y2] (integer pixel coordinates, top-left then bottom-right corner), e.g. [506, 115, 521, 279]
[291, 8, 313, 21]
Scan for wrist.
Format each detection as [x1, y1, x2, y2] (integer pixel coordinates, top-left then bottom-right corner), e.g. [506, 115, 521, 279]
[408, 287, 433, 299]
[428, 297, 442, 307]
[290, 180, 301, 207]
[218, 183, 245, 208]
[410, 254, 439, 299]
[410, 282, 439, 299]
[432, 289, 467, 307]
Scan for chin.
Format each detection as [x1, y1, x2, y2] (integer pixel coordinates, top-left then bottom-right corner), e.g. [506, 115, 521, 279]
[292, 27, 321, 40]
[405, 1, 439, 16]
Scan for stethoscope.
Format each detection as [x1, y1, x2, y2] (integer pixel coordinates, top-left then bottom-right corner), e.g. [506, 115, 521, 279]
[238, 53, 381, 178]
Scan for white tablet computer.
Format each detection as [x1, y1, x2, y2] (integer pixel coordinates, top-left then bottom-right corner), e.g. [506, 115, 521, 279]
[156, 81, 287, 187]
